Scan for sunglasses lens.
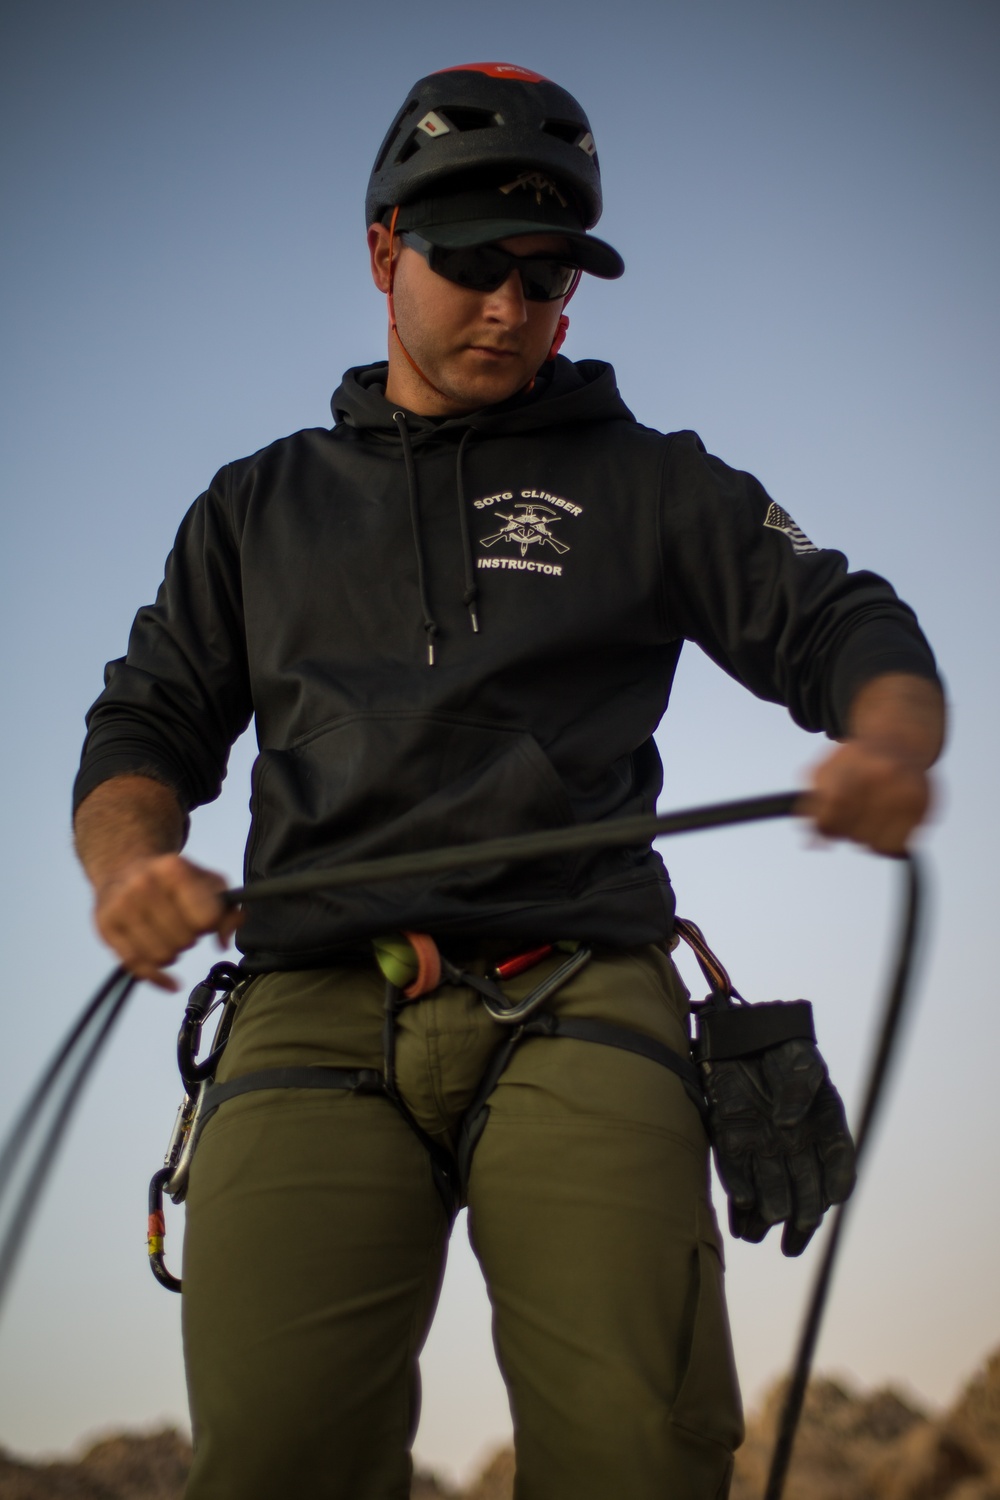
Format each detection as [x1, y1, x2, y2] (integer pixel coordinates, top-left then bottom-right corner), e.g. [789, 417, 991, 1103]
[406, 235, 579, 302]
[432, 245, 510, 293]
[518, 262, 579, 301]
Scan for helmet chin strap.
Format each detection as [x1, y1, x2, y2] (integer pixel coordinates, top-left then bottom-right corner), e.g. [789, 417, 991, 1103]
[385, 205, 576, 405]
[524, 275, 578, 391]
[547, 314, 570, 361]
[387, 206, 452, 402]
[545, 270, 580, 362]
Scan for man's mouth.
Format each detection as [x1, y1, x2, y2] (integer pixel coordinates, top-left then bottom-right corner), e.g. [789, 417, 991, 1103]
[467, 344, 519, 360]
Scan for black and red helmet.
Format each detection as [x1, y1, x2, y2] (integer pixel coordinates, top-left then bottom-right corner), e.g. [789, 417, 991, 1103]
[366, 62, 606, 230]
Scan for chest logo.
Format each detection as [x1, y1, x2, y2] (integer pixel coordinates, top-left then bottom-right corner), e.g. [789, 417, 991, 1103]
[480, 503, 570, 558]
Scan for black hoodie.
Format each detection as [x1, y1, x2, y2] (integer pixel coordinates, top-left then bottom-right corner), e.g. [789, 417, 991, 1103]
[75, 357, 938, 968]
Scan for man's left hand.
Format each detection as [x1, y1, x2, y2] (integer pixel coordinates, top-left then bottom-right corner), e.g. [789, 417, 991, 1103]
[800, 672, 945, 856]
[804, 739, 932, 855]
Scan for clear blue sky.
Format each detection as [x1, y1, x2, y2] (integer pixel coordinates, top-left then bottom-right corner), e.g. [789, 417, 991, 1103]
[1, 0, 998, 1484]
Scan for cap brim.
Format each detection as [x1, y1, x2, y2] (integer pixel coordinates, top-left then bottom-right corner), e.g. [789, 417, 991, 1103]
[416, 219, 624, 279]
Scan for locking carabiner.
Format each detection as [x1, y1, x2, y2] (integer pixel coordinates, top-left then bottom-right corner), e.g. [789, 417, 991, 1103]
[146, 962, 245, 1291]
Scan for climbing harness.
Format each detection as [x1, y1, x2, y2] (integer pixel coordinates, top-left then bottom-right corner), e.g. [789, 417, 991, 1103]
[0, 790, 923, 1500]
[146, 931, 710, 1291]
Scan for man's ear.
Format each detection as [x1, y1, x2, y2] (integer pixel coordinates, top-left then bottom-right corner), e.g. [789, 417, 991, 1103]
[368, 223, 392, 293]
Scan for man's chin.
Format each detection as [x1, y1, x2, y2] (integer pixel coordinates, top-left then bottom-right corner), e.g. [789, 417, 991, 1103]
[440, 357, 536, 410]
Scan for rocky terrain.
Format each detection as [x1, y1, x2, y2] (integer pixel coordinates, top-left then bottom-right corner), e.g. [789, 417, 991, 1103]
[2, 1346, 997, 1498]
[730, 1347, 1000, 1500]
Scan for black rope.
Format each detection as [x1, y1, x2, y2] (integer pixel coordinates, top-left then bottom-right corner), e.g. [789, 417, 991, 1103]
[0, 966, 129, 1194]
[0, 793, 797, 1319]
[762, 854, 922, 1499]
[0, 786, 925, 1500]
[0, 967, 135, 1321]
[224, 791, 801, 904]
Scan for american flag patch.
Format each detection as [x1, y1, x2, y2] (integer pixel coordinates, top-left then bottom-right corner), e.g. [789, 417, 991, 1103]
[763, 501, 819, 554]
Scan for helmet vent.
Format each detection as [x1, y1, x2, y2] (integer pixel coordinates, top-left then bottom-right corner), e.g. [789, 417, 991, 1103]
[443, 106, 500, 132]
[542, 118, 584, 144]
[372, 99, 420, 174]
[396, 132, 424, 165]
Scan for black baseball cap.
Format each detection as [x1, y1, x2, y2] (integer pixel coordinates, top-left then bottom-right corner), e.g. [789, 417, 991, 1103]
[392, 175, 624, 280]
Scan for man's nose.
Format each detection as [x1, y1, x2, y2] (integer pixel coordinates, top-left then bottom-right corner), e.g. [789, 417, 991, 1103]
[484, 270, 529, 324]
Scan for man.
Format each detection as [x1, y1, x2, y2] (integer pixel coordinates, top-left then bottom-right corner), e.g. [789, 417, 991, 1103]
[74, 63, 943, 1500]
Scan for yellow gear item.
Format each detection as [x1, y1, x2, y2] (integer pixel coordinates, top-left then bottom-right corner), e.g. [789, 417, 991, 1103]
[372, 935, 419, 990]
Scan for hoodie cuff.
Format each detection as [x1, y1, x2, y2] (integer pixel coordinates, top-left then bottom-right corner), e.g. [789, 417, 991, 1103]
[72, 748, 194, 818]
[828, 627, 941, 737]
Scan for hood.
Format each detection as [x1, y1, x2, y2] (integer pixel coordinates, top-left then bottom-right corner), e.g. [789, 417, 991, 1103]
[330, 355, 635, 437]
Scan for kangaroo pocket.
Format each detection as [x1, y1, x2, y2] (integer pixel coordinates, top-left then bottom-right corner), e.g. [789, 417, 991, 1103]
[242, 712, 578, 951]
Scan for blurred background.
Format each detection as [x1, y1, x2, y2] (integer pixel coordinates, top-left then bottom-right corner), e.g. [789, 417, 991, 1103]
[1, 0, 997, 1487]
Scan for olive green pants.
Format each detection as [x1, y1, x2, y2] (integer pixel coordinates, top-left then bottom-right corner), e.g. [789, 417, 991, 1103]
[181, 946, 743, 1499]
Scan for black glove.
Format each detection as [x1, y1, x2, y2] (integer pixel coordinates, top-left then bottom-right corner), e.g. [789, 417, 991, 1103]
[694, 1000, 856, 1257]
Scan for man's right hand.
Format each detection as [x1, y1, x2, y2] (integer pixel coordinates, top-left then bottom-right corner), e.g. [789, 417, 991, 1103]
[74, 774, 240, 991]
[94, 853, 239, 991]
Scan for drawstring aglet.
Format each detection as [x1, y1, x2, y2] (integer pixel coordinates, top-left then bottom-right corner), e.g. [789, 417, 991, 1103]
[427, 639, 435, 666]
[469, 604, 480, 634]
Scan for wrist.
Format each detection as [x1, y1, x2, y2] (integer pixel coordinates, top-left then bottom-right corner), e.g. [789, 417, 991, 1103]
[846, 674, 945, 772]
[75, 775, 186, 894]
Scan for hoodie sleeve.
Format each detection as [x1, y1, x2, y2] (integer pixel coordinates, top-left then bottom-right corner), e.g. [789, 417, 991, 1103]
[73, 466, 253, 814]
[658, 432, 940, 737]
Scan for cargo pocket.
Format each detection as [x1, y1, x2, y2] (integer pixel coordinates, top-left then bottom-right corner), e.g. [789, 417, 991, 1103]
[669, 1207, 745, 1454]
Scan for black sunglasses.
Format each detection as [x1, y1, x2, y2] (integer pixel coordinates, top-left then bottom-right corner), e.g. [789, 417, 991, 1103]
[399, 232, 581, 302]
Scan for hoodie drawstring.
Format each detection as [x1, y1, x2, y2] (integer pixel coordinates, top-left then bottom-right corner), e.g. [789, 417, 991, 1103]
[393, 410, 439, 666]
[393, 412, 481, 662]
[455, 428, 480, 635]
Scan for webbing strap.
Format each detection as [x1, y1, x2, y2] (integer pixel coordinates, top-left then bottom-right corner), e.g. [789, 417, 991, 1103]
[693, 998, 816, 1061]
[197, 1062, 460, 1221]
[197, 1067, 383, 1144]
[456, 1010, 708, 1190]
[455, 1030, 525, 1189]
[523, 1014, 707, 1119]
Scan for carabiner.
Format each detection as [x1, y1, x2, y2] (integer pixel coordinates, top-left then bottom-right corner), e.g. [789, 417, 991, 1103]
[147, 1167, 181, 1293]
[176, 961, 243, 1092]
[476, 946, 593, 1025]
